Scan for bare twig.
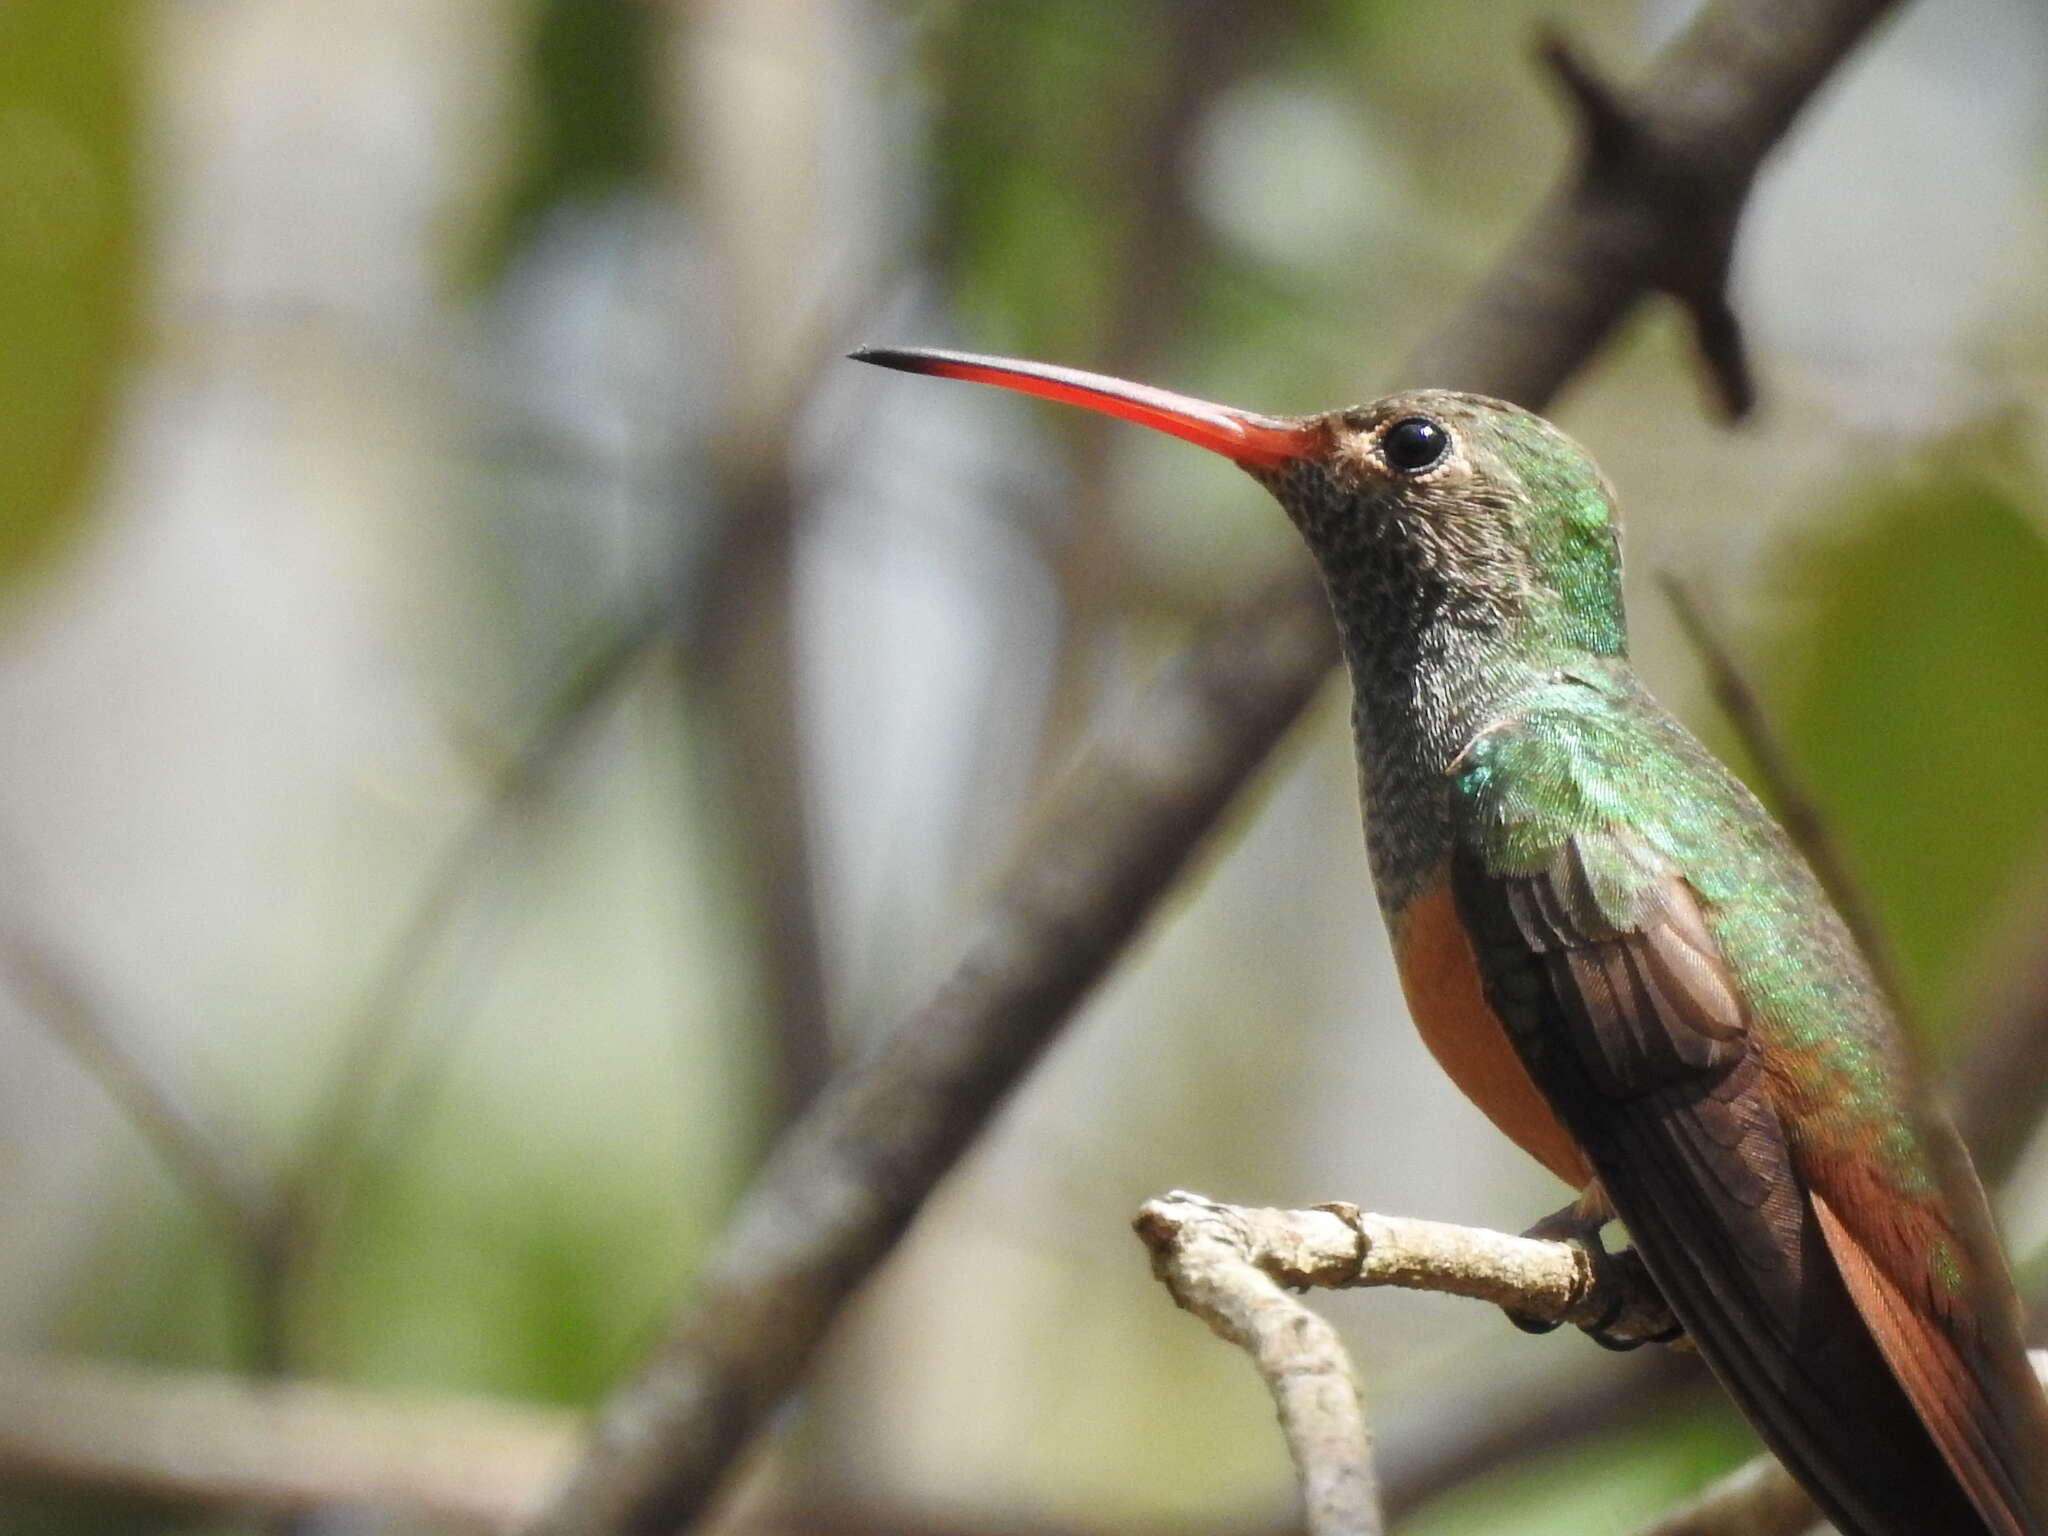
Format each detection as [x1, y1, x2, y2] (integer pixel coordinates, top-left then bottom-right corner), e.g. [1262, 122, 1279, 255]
[1133, 1197, 1384, 1536]
[1136, 1194, 1678, 1343]
[528, 3, 1903, 1531]
[0, 1354, 576, 1532]
[1130, 1194, 1680, 1536]
[0, 923, 266, 1252]
[1658, 573, 1908, 1011]
[0, 871, 286, 1372]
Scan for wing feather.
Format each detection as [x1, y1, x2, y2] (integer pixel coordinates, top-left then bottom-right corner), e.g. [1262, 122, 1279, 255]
[1813, 1183, 2048, 1536]
[1452, 834, 1993, 1536]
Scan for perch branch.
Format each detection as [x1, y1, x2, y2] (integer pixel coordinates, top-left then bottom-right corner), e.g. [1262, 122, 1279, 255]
[1134, 1194, 1677, 1345]
[1134, 1196, 1383, 1536]
[528, 2, 1903, 1531]
[1133, 1197, 2045, 1536]
[1131, 1193, 1681, 1536]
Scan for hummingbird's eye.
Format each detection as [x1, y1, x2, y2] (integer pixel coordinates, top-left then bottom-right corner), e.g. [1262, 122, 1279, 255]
[1381, 417, 1449, 474]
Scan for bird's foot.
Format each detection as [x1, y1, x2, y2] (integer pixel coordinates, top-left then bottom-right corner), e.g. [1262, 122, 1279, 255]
[1504, 1200, 1685, 1352]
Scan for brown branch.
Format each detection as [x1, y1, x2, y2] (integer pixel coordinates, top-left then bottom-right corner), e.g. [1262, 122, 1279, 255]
[1533, 28, 1755, 418]
[1131, 1194, 1681, 1536]
[527, 3, 1904, 1532]
[0, 1354, 576, 1531]
[1658, 573, 1908, 1011]
[1135, 1194, 1677, 1346]
[1134, 1198, 1386, 1536]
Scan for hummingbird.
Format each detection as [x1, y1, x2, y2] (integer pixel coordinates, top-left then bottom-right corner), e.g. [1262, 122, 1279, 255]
[851, 345, 2048, 1536]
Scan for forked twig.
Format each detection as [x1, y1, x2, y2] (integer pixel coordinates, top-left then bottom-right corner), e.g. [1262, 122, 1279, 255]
[1132, 1193, 1681, 1536]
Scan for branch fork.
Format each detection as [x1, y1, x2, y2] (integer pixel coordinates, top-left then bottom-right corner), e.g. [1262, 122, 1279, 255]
[1538, 27, 1754, 418]
[1133, 1194, 1684, 1536]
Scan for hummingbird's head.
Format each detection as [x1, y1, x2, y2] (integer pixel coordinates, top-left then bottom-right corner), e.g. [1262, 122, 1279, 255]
[1254, 389, 1627, 658]
[850, 348, 1626, 659]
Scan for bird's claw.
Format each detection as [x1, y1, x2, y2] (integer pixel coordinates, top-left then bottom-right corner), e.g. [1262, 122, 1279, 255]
[1501, 1201, 1687, 1351]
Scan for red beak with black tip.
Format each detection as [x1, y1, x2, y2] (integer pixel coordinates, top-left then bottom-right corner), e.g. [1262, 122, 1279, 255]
[850, 346, 1318, 471]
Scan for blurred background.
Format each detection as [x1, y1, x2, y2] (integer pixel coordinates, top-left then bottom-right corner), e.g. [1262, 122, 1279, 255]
[2, 0, 2047, 1532]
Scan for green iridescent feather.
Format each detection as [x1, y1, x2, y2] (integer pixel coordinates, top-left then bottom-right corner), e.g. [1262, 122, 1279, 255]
[1449, 671, 1938, 1198]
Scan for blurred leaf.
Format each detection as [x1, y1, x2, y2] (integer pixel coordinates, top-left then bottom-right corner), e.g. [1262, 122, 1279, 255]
[470, 0, 661, 284]
[1401, 1400, 1751, 1535]
[930, 3, 1169, 359]
[322, 1158, 654, 1403]
[0, 0, 138, 585]
[1769, 436, 2048, 1036]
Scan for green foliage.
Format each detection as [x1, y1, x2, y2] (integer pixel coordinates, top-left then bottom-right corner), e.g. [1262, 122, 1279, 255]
[1402, 1398, 1752, 1535]
[0, 0, 137, 584]
[1770, 437, 2048, 1035]
[320, 1138, 692, 1405]
[930, 3, 1169, 360]
[49, 1182, 248, 1370]
[469, 0, 662, 283]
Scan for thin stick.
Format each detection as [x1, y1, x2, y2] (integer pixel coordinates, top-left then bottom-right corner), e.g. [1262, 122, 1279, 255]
[1130, 1193, 1682, 1536]
[0, 863, 286, 1373]
[0, 919, 267, 1252]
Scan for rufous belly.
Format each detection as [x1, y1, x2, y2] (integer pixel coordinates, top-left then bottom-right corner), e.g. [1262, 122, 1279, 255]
[1391, 875, 1592, 1190]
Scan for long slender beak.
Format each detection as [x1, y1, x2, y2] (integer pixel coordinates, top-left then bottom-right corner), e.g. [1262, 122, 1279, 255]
[850, 346, 1317, 471]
